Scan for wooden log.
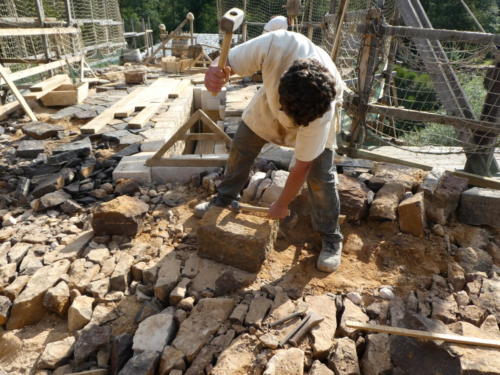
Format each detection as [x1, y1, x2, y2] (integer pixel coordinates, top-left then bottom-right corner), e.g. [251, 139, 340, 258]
[0, 63, 37, 121]
[0, 27, 78, 37]
[29, 74, 70, 92]
[346, 321, 500, 349]
[128, 103, 161, 129]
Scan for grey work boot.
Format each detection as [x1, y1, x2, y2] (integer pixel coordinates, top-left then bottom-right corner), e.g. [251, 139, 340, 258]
[194, 201, 213, 218]
[316, 238, 343, 273]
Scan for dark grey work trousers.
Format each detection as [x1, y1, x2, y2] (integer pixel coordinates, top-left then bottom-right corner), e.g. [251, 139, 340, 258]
[214, 121, 342, 242]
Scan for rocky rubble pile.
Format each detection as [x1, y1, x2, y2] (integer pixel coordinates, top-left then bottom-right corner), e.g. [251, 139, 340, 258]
[0, 168, 498, 374]
[0, 91, 499, 374]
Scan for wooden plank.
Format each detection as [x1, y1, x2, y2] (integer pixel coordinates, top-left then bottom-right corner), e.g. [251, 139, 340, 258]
[346, 321, 500, 349]
[366, 104, 500, 134]
[80, 88, 146, 134]
[40, 82, 89, 107]
[112, 87, 148, 118]
[136, 78, 177, 106]
[169, 79, 191, 99]
[0, 63, 37, 121]
[186, 133, 227, 141]
[0, 27, 79, 37]
[29, 74, 70, 92]
[128, 103, 161, 129]
[24, 76, 72, 100]
[0, 101, 20, 120]
[117, 78, 177, 117]
[147, 154, 228, 167]
[8, 56, 81, 82]
[345, 147, 500, 190]
[451, 170, 500, 190]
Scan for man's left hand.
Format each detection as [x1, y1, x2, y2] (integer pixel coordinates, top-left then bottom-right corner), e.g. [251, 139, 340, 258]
[268, 201, 289, 219]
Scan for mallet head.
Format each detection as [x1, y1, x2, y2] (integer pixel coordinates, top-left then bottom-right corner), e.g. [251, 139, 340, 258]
[220, 8, 245, 33]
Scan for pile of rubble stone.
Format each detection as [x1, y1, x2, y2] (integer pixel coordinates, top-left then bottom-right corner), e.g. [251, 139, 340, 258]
[0, 153, 498, 374]
[0, 69, 499, 374]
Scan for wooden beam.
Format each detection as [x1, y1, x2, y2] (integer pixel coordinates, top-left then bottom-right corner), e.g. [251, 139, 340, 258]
[342, 147, 500, 190]
[24, 76, 72, 101]
[128, 103, 161, 129]
[29, 74, 69, 92]
[186, 133, 226, 141]
[147, 154, 229, 167]
[451, 170, 500, 190]
[0, 101, 20, 120]
[81, 87, 146, 134]
[377, 24, 500, 44]
[345, 147, 433, 170]
[0, 64, 37, 121]
[8, 56, 81, 82]
[346, 321, 500, 349]
[0, 27, 79, 37]
[366, 104, 500, 134]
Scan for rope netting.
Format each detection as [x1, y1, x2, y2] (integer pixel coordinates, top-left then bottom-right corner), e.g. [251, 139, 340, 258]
[0, 0, 125, 75]
[217, 0, 499, 174]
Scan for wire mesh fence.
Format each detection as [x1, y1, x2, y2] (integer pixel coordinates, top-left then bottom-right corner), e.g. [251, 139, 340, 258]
[0, 0, 125, 77]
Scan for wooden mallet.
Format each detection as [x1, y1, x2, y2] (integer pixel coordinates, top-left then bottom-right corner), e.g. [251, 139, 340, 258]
[212, 7, 244, 95]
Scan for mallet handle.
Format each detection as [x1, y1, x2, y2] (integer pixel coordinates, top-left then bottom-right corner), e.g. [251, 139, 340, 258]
[211, 32, 233, 96]
[238, 202, 269, 213]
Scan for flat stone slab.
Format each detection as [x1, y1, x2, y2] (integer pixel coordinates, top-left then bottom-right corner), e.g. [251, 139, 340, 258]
[459, 187, 500, 228]
[197, 207, 278, 273]
[22, 122, 64, 139]
[16, 140, 45, 158]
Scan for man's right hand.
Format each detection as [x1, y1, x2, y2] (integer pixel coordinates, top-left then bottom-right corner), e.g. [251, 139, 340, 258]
[205, 65, 231, 94]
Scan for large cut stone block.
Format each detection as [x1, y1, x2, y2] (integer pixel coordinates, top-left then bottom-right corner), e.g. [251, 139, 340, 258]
[398, 192, 426, 237]
[424, 172, 468, 225]
[112, 152, 153, 184]
[197, 207, 278, 273]
[91, 196, 149, 236]
[458, 187, 500, 228]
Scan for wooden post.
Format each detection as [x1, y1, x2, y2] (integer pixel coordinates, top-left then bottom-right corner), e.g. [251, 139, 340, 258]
[142, 18, 148, 56]
[464, 52, 500, 175]
[349, 8, 381, 148]
[242, 0, 248, 42]
[330, 0, 350, 62]
[0, 63, 37, 122]
[131, 19, 137, 49]
[34, 0, 51, 63]
[147, 17, 153, 57]
[307, 0, 314, 40]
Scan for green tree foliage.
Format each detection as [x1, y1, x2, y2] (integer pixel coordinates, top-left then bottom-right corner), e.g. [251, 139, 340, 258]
[420, 0, 499, 33]
[119, 0, 218, 38]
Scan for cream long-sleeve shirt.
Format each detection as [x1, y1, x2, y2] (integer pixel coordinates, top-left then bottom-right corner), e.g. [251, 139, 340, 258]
[228, 30, 344, 162]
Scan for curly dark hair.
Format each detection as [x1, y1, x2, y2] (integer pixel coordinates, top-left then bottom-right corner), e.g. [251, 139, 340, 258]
[278, 58, 337, 126]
